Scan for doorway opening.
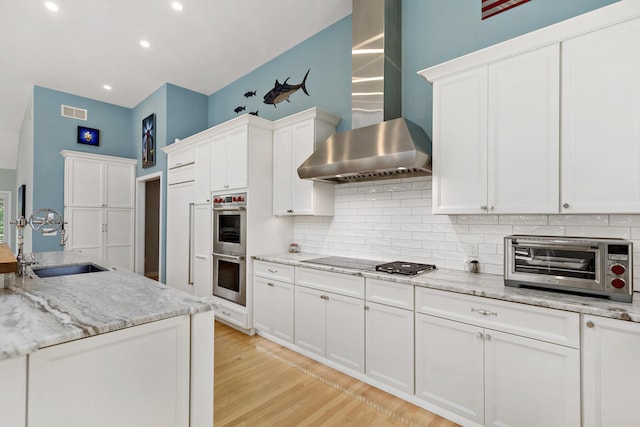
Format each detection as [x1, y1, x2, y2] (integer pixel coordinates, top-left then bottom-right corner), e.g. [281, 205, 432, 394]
[135, 172, 163, 282]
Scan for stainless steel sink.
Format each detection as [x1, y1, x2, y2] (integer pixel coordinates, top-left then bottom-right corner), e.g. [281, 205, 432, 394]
[31, 263, 108, 278]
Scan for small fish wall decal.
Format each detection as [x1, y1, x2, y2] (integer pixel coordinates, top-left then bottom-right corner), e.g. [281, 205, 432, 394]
[263, 69, 310, 107]
[234, 105, 246, 114]
[244, 90, 257, 98]
[249, 111, 259, 116]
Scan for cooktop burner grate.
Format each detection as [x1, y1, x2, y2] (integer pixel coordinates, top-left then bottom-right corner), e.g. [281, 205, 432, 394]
[375, 261, 437, 276]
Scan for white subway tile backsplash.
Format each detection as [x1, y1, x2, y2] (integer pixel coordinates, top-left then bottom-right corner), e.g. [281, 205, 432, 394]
[291, 176, 640, 274]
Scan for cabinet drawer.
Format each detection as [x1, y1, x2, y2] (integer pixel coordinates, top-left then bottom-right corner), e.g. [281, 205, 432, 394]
[215, 301, 247, 328]
[415, 287, 580, 348]
[296, 267, 364, 299]
[254, 261, 294, 284]
[168, 146, 195, 169]
[366, 278, 414, 310]
[168, 164, 195, 185]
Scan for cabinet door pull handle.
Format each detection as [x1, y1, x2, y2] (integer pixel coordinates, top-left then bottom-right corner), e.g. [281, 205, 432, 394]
[476, 332, 484, 339]
[484, 334, 492, 341]
[364, 305, 370, 311]
[563, 203, 570, 209]
[320, 295, 329, 300]
[471, 307, 497, 316]
[480, 205, 487, 211]
[268, 268, 278, 273]
[586, 320, 595, 328]
[267, 282, 275, 287]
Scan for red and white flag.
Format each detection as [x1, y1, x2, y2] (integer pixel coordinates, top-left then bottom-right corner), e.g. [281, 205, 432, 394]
[482, 0, 530, 20]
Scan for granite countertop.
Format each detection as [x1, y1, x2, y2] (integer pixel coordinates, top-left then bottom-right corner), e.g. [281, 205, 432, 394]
[0, 250, 216, 360]
[254, 252, 640, 323]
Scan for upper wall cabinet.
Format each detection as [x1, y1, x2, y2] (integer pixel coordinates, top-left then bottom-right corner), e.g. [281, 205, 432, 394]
[272, 108, 340, 216]
[61, 150, 136, 209]
[561, 17, 640, 213]
[430, 45, 559, 214]
[209, 115, 273, 193]
[420, 1, 640, 215]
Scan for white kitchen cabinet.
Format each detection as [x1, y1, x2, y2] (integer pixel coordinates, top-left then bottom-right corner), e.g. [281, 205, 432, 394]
[194, 137, 211, 203]
[28, 315, 191, 427]
[62, 151, 136, 270]
[582, 314, 640, 427]
[415, 288, 580, 427]
[192, 201, 211, 297]
[211, 125, 248, 192]
[487, 44, 559, 214]
[365, 301, 414, 394]
[364, 278, 415, 394]
[295, 283, 365, 372]
[62, 151, 136, 209]
[166, 180, 195, 294]
[253, 260, 295, 343]
[431, 45, 559, 214]
[253, 275, 294, 343]
[561, 17, 640, 213]
[0, 356, 26, 427]
[272, 108, 339, 216]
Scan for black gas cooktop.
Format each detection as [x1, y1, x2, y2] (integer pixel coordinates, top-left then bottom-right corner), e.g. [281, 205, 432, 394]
[301, 256, 437, 276]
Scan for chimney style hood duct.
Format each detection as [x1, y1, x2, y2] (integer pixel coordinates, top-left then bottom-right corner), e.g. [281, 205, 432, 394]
[297, 0, 432, 184]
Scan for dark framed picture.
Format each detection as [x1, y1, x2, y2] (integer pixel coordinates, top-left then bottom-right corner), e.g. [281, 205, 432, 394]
[142, 113, 156, 168]
[77, 126, 100, 146]
[17, 185, 25, 218]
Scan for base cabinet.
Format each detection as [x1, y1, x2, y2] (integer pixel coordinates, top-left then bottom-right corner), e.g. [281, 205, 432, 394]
[294, 285, 365, 372]
[253, 276, 294, 343]
[0, 356, 26, 427]
[416, 313, 580, 427]
[582, 315, 640, 427]
[28, 316, 192, 427]
[365, 301, 414, 394]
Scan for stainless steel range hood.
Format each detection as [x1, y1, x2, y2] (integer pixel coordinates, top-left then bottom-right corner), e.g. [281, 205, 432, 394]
[297, 0, 432, 184]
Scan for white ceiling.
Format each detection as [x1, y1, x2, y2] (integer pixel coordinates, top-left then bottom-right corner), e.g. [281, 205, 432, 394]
[0, 0, 352, 169]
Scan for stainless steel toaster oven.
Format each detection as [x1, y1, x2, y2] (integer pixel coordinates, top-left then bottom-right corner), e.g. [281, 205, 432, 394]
[504, 235, 633, 302]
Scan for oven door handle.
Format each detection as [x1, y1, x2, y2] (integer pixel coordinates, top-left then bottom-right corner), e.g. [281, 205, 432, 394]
[213, 206, 246, 212]
[512, 241, 597, 251]
[213, 252, 245, 261]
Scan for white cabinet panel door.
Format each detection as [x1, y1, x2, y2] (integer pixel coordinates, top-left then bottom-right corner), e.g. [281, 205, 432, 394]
[484, 329, 580, 427]
[104, 208, 134, 271]
[273, 126, 293, 215]
[488, 44, 559, 214]
[65, 207, 104, 260]
[166, 181, 195, 294]
[193, 202, 211, 297]
[290, 120, 316, 214]
[583, 315, 640, 427]
[66, 157, 103, 207]
[194, 139, 212, 203]
[104, 162, 135, 208]
[365, 302, 414, 393]
[432, 67, 488, 214]
[416, 313, 485, 424]
[271, 280, 294, 343]
[0, 356, 26, 427]
[562, 17, 640, 213]
[28, 316, 190, 427]
[325, 292, 364, 372]
[294, 285, 326, 356]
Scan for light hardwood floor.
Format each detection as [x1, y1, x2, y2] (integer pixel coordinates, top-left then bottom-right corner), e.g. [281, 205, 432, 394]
[214, 321, 460, 427]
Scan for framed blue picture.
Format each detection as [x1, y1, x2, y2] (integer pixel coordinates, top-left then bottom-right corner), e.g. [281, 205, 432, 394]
[142, 113, 155, 168]
[77, 126, 99, 146]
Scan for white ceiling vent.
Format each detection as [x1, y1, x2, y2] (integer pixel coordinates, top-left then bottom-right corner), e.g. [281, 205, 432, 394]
[60, 104, 87, 121]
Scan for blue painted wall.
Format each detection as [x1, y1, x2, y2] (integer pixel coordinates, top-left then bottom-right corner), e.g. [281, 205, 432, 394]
[32, 86, 133, 252]
[208, 16, 352, 131]
[209, 0, 620, 140]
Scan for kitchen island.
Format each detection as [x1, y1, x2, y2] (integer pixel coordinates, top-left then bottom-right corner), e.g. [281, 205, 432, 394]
[0, 250, 215, 427]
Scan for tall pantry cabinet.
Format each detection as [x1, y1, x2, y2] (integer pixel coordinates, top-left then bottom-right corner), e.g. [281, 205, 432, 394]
[61, 150, 136, 271]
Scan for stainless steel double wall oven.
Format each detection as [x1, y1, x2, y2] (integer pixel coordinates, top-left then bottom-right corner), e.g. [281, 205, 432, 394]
[212, 192, 247, 306]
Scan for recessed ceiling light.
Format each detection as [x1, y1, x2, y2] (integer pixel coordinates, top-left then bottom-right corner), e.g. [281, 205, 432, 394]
[44, 2, 59, 12]
[171, 2, 184, 11]
[103, 85, 112, 91]
[140, 40, 151, 48]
